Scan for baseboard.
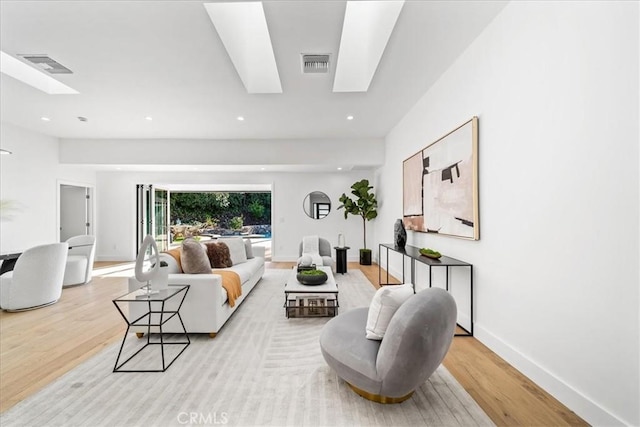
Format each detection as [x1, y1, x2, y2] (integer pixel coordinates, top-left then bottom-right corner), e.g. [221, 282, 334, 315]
[387, 265, 407, 283]
[387, 255, 628, 425]
[474, 324, 628, 426]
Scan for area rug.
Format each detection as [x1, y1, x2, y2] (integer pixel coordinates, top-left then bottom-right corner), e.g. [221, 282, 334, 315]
[1, 269, 494, 427]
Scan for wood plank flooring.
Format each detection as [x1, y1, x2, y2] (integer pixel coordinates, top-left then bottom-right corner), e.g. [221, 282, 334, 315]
[0, 261, 586, 426]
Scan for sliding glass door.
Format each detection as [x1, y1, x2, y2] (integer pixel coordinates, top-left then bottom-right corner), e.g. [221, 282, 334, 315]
[136, 185, 170, 252]
[153, 187, 169, 251]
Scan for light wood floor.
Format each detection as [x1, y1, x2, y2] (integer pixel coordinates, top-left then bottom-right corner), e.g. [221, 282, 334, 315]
[0, 261, 586, 426]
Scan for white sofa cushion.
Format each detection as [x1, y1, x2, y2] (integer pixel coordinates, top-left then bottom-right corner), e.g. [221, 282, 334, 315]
[215, 257, 262, 284]
[244, 239, 254, 259]
[365, 284, 414, 340]
[218, 237, 247, 265]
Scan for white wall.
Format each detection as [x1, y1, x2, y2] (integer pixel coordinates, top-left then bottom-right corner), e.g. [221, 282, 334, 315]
[375, 2, 639, 426]
[60, 138, 384, 169]
[95, 170, 375, 262]
[0, 123, 96, 253]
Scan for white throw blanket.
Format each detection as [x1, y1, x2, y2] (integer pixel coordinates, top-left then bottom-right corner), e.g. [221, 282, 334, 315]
[302, 235, 323, 266]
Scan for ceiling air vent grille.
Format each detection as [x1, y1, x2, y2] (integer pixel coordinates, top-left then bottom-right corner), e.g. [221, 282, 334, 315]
[19, 55, 73, 74]
[302, 54, 330, 74]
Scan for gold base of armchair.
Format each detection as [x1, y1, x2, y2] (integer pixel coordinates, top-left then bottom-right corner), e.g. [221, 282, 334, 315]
[346, 382, 414, 404]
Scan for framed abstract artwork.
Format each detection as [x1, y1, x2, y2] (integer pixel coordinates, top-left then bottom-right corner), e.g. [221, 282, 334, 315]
[403, 116, 479, 240]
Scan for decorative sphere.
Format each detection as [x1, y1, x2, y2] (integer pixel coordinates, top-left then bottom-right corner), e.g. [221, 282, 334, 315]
[300, 254, 313, 266]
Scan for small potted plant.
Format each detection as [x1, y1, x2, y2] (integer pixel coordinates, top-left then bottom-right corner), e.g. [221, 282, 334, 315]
[338, 179, 378, 265]
[296, 268, 328, 285]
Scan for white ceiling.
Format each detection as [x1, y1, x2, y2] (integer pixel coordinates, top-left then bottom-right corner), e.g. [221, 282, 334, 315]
[0, 1, 507, 141]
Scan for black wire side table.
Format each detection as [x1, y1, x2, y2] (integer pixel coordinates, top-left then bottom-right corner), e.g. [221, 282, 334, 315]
[112, 285, 190, 372]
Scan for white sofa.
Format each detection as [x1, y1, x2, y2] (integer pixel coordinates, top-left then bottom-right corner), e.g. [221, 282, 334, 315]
[128, 243, 265, 337]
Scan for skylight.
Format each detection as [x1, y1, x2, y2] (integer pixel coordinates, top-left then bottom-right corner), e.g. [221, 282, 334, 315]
[333, 1, 405, 92]
[0, 51, 79, 95]
[204, 2, 282, 94]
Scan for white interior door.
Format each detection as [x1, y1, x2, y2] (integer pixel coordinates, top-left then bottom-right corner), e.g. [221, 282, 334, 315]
[60, 184, 92, 241]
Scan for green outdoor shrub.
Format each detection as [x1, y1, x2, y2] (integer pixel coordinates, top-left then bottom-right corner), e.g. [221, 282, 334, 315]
[230, 216, 244, 230]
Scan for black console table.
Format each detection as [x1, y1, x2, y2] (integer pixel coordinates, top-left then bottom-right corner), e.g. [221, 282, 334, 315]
[378, 243, 473, 336]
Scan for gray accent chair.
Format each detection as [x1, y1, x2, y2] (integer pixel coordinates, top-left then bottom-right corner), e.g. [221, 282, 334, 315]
[320, 287, 457, 403]
[298, 237, 335, 272]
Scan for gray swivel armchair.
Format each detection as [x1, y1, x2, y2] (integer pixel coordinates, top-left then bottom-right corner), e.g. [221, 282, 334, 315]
[320, 287, 457, 403]
[298, 237, 335, 272]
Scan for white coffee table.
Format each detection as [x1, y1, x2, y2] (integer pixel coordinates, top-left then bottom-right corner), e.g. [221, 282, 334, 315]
[284, 266, 339, 318]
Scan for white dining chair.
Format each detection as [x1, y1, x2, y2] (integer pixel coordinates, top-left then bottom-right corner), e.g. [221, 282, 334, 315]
[63, 235, 96, 287]
[0, 243, 68, 311]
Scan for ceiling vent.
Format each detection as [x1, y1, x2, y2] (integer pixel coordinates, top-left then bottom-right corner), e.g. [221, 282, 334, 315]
[301, 54, 330, 74]
[19, 54, 73, 74]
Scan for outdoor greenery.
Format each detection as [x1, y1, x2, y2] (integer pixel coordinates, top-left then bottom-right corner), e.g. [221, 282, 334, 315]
[170, 192, 271, 228]
[229, 216, 244, 230]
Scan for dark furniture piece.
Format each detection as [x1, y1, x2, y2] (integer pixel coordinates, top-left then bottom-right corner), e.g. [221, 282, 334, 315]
[0, 252, 21, 276]
[112, 285, 190, 372]
[333, 246, 350, 274]
[378, 243, 473, 336]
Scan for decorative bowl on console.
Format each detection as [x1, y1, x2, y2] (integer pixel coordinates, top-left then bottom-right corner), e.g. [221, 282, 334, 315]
[296, 269, 328, 285]
[419, 248, 442, 259]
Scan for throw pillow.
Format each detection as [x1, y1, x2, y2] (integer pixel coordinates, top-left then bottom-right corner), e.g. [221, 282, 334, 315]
[162, 248, 183, 273]
[205, 242, 233, 268]
[365, 284, 414, 340]
[218, 237, 247, 265]
[244, 238, 254, 259]
[181, 238, 212, 274]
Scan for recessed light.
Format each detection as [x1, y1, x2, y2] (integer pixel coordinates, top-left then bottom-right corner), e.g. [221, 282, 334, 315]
[237, 116, 245, 121]
[41, 116, 51, 121]
[0, 149, 12, 155]
[346, 115, 354, 120]
[145, 116, 153, 121]
[337, 167, 343, 170]
[116, 167, 122, 170]
[260, 167, 266, 171]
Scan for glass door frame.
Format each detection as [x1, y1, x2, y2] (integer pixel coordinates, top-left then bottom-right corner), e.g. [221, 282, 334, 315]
[136, 184, 170, 253]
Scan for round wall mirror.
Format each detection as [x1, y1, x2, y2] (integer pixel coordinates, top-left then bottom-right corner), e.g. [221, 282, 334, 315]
[303, 191, 331, 219]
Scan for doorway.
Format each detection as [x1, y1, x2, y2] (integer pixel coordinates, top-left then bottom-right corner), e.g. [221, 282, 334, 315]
[136, 184, 170, 253]
[59, 182, 94, 242]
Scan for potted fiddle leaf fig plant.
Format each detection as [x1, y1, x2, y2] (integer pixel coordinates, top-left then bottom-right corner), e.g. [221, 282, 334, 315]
[338, 179, 378, 265]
